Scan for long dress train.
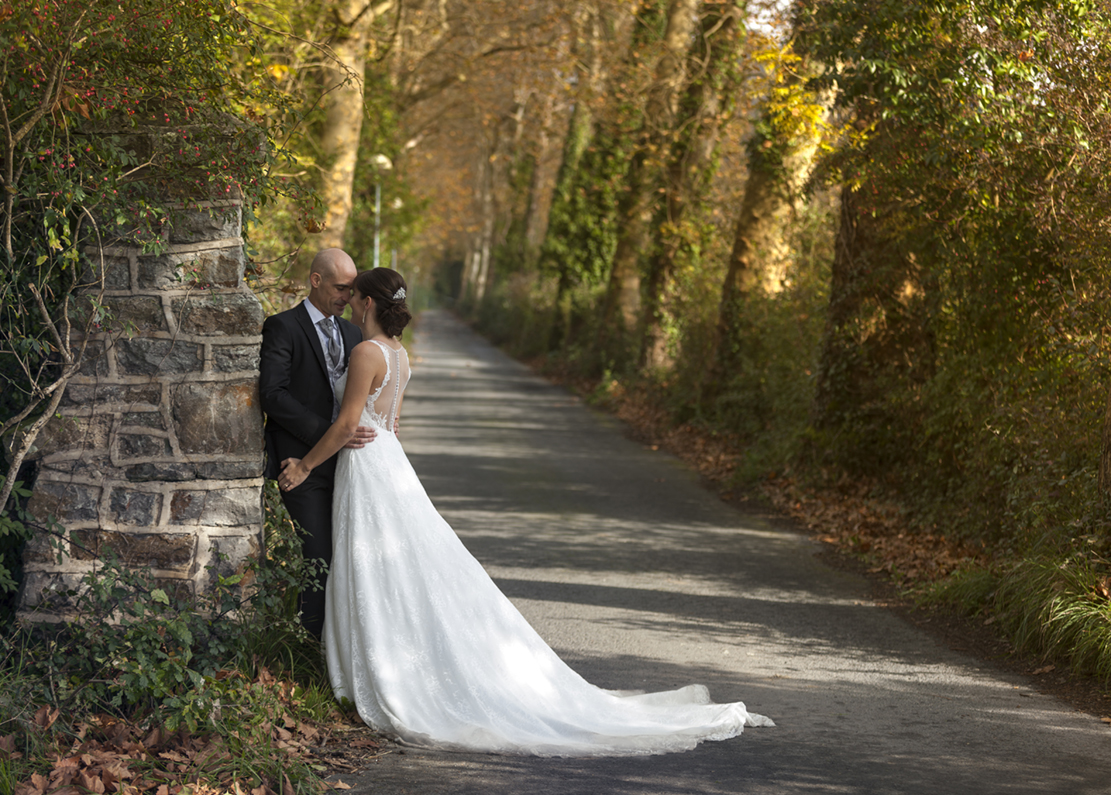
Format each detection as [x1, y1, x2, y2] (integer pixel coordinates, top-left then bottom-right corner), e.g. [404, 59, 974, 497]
[323, 339, 773, 757]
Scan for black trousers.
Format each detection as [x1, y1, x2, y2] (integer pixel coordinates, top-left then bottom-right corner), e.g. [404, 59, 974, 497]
[279, 467, 335, 639]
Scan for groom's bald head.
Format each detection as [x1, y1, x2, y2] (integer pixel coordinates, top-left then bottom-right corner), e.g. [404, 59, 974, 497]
[310, 248, 356, 279]
[307, 248, 358, 316]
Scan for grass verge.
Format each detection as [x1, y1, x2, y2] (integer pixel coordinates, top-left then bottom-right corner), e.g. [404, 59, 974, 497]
[1, 482, 377, 795]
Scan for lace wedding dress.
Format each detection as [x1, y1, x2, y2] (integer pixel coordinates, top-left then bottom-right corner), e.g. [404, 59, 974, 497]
[323, 340, 773, 756]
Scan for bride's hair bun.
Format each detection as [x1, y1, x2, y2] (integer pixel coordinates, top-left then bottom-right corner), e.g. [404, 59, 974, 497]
[354, 267, 412, 338]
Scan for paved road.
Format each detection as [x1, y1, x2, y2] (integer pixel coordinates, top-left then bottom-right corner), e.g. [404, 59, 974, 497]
[342, 310, 1111, 795]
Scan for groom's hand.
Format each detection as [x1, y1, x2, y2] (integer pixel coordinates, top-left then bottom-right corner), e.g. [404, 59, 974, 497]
[344, 425, 377, 449]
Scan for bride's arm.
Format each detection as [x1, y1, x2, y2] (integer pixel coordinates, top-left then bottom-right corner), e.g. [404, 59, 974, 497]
[278, 343, 382, 491]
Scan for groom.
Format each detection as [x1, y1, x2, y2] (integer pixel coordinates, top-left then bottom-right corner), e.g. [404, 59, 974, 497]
[258, 248, 374, 639]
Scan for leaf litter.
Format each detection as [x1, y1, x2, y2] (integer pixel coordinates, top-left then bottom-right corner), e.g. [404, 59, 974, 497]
[6, 669, 390, 795]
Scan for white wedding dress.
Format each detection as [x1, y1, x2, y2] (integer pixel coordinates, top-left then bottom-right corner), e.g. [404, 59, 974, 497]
[323, 339, 773, 757]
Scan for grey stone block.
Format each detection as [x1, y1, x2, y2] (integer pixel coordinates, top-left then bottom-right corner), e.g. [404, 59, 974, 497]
[109, 489, 161, 526]
[116, 338, 202, 375]
[166, 206, 241, 244]
[199, 487, 262, 527]
[172, 380, 262, 455]
[40, 457, 117, 482]
[126, 462, 197, 482]
[199, 532, 261, 592]
[28, 480, 101, 523]
[77, 344, 110, 378]
[212, 344, 260, 372]
[139, 247, 245, 290]
[169, 490, 206, 524]
[195, 460, 264, 479]
[104, 296, 166, 334]
[118, 433, 172, 459]
[121, 412, 165, 429]
[32, 415, 113, 459]
[81, 255, 131, 291]
[172, 291, 264, 337]
[18, 571, 85, 611]
[22, 531, 59, 565]
[64, 384, 161, 408]
[74, 529, 194, 570]
[152, 577, 195, 602]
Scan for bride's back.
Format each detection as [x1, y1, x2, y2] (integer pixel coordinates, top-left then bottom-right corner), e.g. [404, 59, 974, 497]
[364, 339, 410, 433]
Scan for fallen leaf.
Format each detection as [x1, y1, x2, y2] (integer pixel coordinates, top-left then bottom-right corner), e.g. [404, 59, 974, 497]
[1032, 665, 1055, 675]
[144, 728, 166, 749]
[34, 707, 61, 730]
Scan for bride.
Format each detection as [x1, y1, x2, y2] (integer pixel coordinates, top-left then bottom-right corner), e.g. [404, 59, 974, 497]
[277, 267, 773, 757]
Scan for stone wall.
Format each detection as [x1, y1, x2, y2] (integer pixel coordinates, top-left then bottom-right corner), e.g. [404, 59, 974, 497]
[19, 200, 265, 617]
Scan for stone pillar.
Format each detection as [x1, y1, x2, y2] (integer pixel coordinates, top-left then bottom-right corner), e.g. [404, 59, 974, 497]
[19, 201, 265, 616]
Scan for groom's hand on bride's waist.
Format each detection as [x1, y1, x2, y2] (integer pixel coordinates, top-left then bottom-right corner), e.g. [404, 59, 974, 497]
[344, 425, 377, 449]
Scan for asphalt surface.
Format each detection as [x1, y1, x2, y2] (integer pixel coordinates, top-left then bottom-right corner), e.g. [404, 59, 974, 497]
[340, 309, 1111, 795]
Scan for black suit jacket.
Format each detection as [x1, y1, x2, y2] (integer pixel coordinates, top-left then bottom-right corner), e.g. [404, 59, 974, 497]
[259, 302, 363, 480]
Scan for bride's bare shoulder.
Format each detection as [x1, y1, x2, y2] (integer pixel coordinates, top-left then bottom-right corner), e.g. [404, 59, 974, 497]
[349, 340, 389, 368]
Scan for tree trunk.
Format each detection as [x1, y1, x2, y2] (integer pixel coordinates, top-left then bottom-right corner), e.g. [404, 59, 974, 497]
[639, 0, 744, 369]
[600, 0, 701, 350]
[1099, 382, 1111, 504]
[475, 162, 496, 303]
[540, 1, 606, 349]
[810, 183, 935, 447]
[522, 92, 555, 263]
[317, 1, 393, 250]
[707, 52, 827, 398]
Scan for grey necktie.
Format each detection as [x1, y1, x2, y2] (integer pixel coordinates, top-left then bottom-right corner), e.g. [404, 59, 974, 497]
[321, 317, 341, 373]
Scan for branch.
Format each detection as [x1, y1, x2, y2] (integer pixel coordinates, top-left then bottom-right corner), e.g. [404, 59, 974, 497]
[28, 283, 70, 365]
[0, 393, 48, 441]
[10, 8, 89, 148]
[0, 81, 13, 261]
[0, 207, 106, 510]
[400, 40, 550, 110]
[0, 380, 66, 514]
[345, 0, 395, 28]
[117, 159, 157, 182]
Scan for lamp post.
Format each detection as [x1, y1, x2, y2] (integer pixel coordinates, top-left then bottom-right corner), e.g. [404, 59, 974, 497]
[371, 154, 393, 268]
[390, 197, 403, 269]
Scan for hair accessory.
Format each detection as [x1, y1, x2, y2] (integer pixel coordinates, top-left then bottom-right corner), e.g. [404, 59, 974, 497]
[392, 287, 406, 301]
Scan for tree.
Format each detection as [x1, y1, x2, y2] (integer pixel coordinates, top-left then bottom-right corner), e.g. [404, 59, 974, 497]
[799, 0, 1111, 517]
[0, 0, 284, 577]
[536, 0, 616, 347]
[639, 0, 745, 369]
[600, 0, 701, 349]
[316, 0, 397, 250]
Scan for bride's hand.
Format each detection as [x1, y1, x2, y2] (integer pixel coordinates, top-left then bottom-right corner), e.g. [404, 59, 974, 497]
[278, 458, 309, 491]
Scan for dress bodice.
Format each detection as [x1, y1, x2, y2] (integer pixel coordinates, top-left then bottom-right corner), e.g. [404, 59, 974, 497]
[334, 339, 410, 433]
